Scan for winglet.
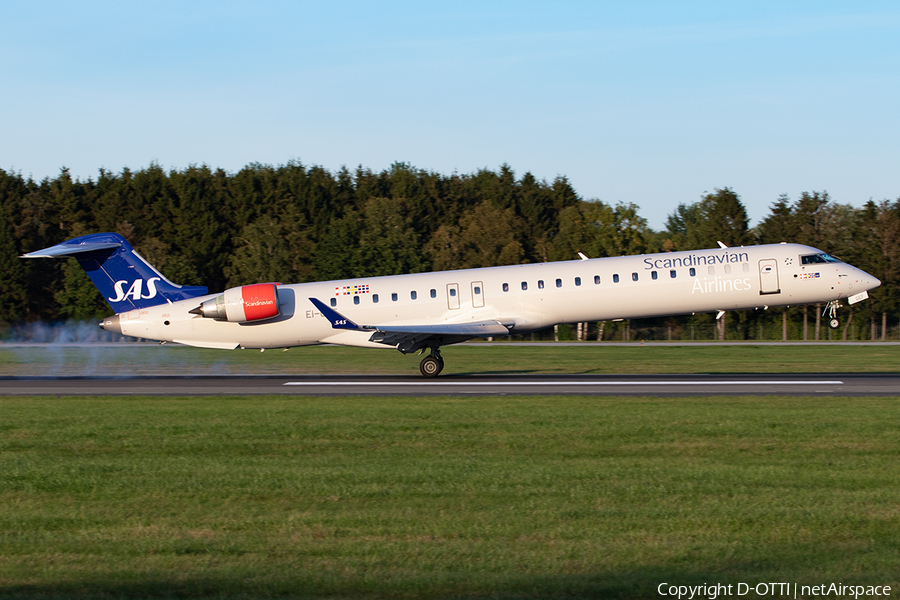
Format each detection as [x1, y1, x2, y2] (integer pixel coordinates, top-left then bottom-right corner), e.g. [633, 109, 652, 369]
[309, 298, 368, 331]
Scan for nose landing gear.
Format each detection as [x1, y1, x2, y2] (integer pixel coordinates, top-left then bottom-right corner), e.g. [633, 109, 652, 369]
[825, 300, 841, 330]
[419, 349, 444, 377]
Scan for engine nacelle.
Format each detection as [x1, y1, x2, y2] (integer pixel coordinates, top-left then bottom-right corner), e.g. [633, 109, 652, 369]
[190, 283, 281, 323]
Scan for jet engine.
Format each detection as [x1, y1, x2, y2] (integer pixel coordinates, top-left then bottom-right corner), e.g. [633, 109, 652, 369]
[189, 283, 281, 323]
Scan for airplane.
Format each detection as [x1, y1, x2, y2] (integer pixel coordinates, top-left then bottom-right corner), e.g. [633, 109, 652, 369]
[22, 232, 881, 376]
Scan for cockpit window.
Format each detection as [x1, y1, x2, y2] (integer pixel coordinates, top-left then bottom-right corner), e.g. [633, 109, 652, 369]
[801, 253, 840, 264]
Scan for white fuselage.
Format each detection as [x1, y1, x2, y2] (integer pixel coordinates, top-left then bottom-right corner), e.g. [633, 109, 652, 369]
[112, 243, 880, 350]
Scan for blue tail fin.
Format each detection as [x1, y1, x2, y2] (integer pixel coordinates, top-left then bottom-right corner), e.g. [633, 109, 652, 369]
[21, 233, 209, 313]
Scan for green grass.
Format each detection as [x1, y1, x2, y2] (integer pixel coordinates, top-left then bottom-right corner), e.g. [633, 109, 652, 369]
[2, 395, 899, 598]
[2, 343, 900, 376]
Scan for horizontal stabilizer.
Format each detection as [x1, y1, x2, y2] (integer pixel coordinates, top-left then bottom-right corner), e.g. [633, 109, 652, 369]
[21, 240, 121, 258]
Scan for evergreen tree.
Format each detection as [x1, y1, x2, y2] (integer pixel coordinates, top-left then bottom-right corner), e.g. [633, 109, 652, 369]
[0, 198, 27, 322]
[2, 159, 897, 339]
[664, 202, 706, 250]
[427, 201, 524, 270]
[313, 209, 365, 280]
[703, 188, 752, 247]
[53, 259, 108, 320]
[225, 215, 314, 286]
[846, 200, 900, 329]
[550, 200, 650, 261]
[357, 197, 425, 277]
[665, 188, 750, 250]
[793, 191, 832, 249]
[757, 194, 798, 244]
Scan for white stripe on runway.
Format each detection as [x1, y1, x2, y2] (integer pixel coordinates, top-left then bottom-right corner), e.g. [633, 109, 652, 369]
[283, 380, 844, 386]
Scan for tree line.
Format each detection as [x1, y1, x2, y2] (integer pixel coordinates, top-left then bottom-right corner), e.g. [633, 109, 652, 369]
[1, 161, 898, 340]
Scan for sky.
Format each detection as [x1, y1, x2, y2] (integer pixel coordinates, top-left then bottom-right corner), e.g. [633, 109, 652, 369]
[1, 1, 898, 230]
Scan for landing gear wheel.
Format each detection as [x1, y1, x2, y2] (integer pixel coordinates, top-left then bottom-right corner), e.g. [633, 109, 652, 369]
[824, 300, 842, 331]
[420, 355, 444, 377]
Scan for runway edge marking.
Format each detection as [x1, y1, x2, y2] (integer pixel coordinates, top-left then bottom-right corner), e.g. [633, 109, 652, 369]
[283, 380, 845, 386]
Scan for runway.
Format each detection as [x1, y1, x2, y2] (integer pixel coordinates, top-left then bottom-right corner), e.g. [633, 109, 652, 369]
[2, 374, 900, 396]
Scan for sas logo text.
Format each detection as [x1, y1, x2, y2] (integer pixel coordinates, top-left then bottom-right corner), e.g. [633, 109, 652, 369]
[108, 278, 161, 302]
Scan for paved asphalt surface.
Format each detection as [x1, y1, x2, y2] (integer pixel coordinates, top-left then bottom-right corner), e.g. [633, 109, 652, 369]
[2, 374, 900, 396]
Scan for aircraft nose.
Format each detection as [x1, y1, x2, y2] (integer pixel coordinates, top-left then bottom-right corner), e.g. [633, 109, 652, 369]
[859, 268, 881, 291]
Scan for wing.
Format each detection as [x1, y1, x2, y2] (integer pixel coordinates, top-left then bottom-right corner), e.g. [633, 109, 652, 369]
[308, 297, 512, 353]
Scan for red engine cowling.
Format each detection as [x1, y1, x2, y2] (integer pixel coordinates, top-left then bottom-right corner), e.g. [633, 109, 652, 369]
[191, 283, 281, 323]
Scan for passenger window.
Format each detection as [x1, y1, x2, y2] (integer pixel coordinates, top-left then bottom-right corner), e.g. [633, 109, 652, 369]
[556, 278, 562, 288]
[613, 274, 619, 283]
[575, 277, 581, 286]
[521, 281, 528, 291]
[632, 272, 639, 281]
[330, 298, 337, 307]
[411, 291, 417, 300]
[430, 289, 437, 298]
[391, 293, 398, 302]
[670, 270, 676, 278]
[708, 266, 715, 276]
[724, 264, 731, 274]
[651, 271, 658, 280]
[538, 280, 544, 289]
[742, 263, 750, 272]
[594, 275, 600, 285]
[689, 268, 696, 277]
[502, 283, 509, 292]
[353, 296, 360, 305]
[373, 294, 379, 303]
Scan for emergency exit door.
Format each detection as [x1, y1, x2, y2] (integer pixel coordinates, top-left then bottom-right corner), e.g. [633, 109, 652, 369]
[447, 283, 460, 309]
[471, 281, 484, 308]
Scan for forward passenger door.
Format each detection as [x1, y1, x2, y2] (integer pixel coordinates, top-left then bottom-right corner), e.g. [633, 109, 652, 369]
[759, 259, 780, 295]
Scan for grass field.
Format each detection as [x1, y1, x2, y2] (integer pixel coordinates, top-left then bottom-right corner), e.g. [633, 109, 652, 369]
[2, 343, 900, 377]
[2, 394, 899, 599]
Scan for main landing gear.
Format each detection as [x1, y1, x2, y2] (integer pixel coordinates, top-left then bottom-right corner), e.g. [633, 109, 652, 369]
[419, 349, 444, 377]
[825, 300, 841, 330]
